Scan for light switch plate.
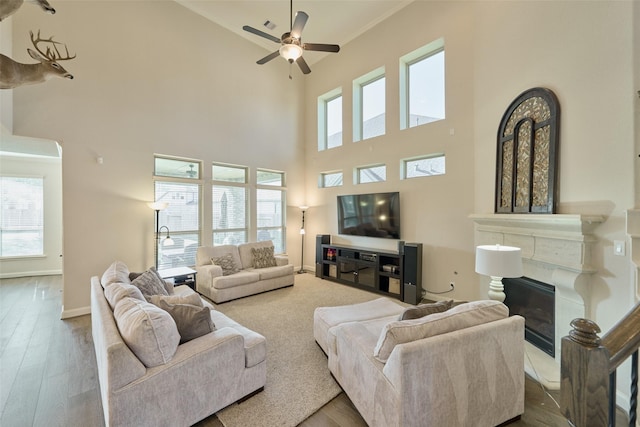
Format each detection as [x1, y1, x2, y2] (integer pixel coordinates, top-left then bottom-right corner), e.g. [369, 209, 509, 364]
[614, 240, 626, 256]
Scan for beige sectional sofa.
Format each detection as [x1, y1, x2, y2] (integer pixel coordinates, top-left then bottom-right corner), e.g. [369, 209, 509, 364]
[91, 261, 267, 427]
[314, 297, 525, 427]
[195, 240, 294, 303]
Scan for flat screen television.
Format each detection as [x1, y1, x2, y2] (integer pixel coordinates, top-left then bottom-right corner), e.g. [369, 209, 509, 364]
[337, 192, 401, 239]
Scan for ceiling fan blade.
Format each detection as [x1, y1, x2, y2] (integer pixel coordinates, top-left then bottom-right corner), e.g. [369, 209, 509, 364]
[257, 51, 281, 65]
[303, 43, 340, 53]
[290, 11, 308, 39]
[296, 56, 311, 74]
[243, 25, 281, 44]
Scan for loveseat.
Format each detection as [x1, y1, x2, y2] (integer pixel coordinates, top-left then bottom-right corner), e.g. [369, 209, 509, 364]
[195, 240, 294, 303]
[91, 261, 267, 427]
[314, 297, 525, 427]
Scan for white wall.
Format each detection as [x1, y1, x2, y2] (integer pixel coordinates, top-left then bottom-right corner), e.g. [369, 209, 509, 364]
[0, 154, 63, 277]
[304, 1, 635, 323]
[12, 1, 305, 317]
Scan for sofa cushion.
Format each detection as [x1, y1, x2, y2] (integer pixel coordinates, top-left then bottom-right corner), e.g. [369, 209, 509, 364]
[151, 296, 215, 344]
[399, 299, 454, 320]
[238, 240, 274, 270]
[210, 310, 266, 368]
[213, 270, 261, 290]
[211, 253, 241, 276]
[104, 282, 145, 310]
[253, 264, 293, 281]
[113, 297, 180, 367]
[251, 246, 277, 268]
[131, 268, 170, 301]
[101, 260, 131, 288]
[373, 300, 508, 362]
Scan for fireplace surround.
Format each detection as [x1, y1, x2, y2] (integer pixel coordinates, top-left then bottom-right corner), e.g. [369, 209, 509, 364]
[471, 213, 603, 389]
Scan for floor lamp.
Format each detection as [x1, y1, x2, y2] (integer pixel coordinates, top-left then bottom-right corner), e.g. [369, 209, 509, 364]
[475, 244, 523, 302]
[147, 202, 168, 269]
[298, 206, 308, 274]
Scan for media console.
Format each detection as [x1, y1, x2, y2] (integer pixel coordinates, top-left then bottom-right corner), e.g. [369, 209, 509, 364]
[315, 235, 423, 304]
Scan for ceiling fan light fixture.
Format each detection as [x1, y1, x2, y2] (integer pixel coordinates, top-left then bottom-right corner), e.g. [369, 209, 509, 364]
[279, 43, 303, 63]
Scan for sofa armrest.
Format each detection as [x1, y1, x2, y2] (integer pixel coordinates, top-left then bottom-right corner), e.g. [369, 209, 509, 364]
[196, 264, 223, 281]
[275, 255, 288, 266]
[382, 316, 525, 427]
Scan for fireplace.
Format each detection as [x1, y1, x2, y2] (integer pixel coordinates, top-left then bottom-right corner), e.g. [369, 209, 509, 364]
[504, 277, 555, 357]
[471, 213, 603, 389]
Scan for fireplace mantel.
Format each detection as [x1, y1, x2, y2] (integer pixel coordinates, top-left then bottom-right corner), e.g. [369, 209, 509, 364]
[470, 213, 604, 273]
[471, 213, 604, 389]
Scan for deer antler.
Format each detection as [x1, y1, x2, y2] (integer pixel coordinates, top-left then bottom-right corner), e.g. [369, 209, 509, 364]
[29, 30, 76, 61]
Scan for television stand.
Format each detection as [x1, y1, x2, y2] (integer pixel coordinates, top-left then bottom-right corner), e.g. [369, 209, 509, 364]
[316, 238, 422, 304]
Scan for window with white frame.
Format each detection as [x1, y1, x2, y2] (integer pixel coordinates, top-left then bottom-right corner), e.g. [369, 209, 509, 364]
[256, 169, 286, 253]
[402, 154, 446, 179]
[318, 88, 343, 151]
[353, 68, 385, 142]
[319, 171, 343, 188]
[400, 38, 445, 129]
[212, 163, 248, 246]
[357, 164, 386, 184]
[154, 156, 201, 270]
[0, 176, 44, 257]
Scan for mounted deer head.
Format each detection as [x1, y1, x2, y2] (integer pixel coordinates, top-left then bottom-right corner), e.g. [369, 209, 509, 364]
[0, 0, 56, 21]
[0, 30, 75, 89]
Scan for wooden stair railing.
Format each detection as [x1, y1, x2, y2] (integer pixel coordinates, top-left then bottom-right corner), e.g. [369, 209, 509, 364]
[561, 303, 640, 427]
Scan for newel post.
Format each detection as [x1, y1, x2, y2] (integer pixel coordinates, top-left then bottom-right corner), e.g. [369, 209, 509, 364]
[560, 318, 611, 427]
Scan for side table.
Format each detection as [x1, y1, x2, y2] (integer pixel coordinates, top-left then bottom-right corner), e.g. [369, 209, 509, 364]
[158, 266, 197, 290]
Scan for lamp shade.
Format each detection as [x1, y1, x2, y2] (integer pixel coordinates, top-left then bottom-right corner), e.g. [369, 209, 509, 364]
[280, 44, 303, 63]
[147, 201, 168, 211]
[475, 245, 523, 278]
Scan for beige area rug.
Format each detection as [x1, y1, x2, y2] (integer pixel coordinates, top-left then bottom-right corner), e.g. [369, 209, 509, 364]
[213, 273, 379, 427]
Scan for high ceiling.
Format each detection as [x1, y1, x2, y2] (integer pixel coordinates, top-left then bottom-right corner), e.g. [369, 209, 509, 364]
[176, 1, 413, 64]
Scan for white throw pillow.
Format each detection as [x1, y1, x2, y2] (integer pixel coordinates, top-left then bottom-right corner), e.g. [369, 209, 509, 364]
[101, 260, 131, 288]
[113, 297, 180, 367]
[373, 300, 508, 363]
[104, 282, 145, 311]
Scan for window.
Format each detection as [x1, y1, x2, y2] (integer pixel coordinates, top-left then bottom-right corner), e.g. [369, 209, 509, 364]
[212, 163, 248, 246]
[400, 38, 445, 129]
[357, 164, 386, 184]
[402, 154, 446, 179]
[319, 171, 343, 188]
[0, 176, 43, 257]
[154, 156, 201, 270]
[353, 68, 385, 142]
[256, 169, 286, 253]
[318, 88, 343, 151]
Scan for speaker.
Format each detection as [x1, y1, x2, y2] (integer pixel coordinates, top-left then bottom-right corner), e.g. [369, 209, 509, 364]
[402, 243, 423, 304]
[316, 235, 331, 277]
[397, 240, 405, 255]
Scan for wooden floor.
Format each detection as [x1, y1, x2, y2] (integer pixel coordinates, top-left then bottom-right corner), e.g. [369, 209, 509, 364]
[0, 275, 626, 426]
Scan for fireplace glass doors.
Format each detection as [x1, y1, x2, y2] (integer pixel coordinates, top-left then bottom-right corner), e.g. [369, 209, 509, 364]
[503, 277, 555, 357]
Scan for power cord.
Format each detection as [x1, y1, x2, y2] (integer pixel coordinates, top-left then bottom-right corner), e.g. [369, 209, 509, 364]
[424, 283, 455, 294]
[524, 345, 561, 410]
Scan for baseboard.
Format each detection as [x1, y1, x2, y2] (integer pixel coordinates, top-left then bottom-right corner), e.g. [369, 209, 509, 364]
[0, 269, 62, 279]
[61, 305, 90, 319]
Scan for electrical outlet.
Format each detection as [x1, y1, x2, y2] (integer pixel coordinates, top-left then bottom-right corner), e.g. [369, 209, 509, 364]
[449, 281, 455, 289]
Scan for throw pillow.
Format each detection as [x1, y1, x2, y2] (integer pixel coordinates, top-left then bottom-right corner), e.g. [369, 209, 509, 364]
[104, 282, 145, 311]
[131, 268, 170, 301]
[148, 293, 203, 308]
[101, 260, 131, 288]
[399, 299, 454, 321]
[154, 298, 215, 343]
[131, 268, 174, 295]
[252, 246, 277, 269]
[113, 297, 180, 367]
[373, 300, 508, 363]
[211, 253, 240, 276]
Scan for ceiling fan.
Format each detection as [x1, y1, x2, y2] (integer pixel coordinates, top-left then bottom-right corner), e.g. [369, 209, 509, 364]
[242, 0, 340, 75]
